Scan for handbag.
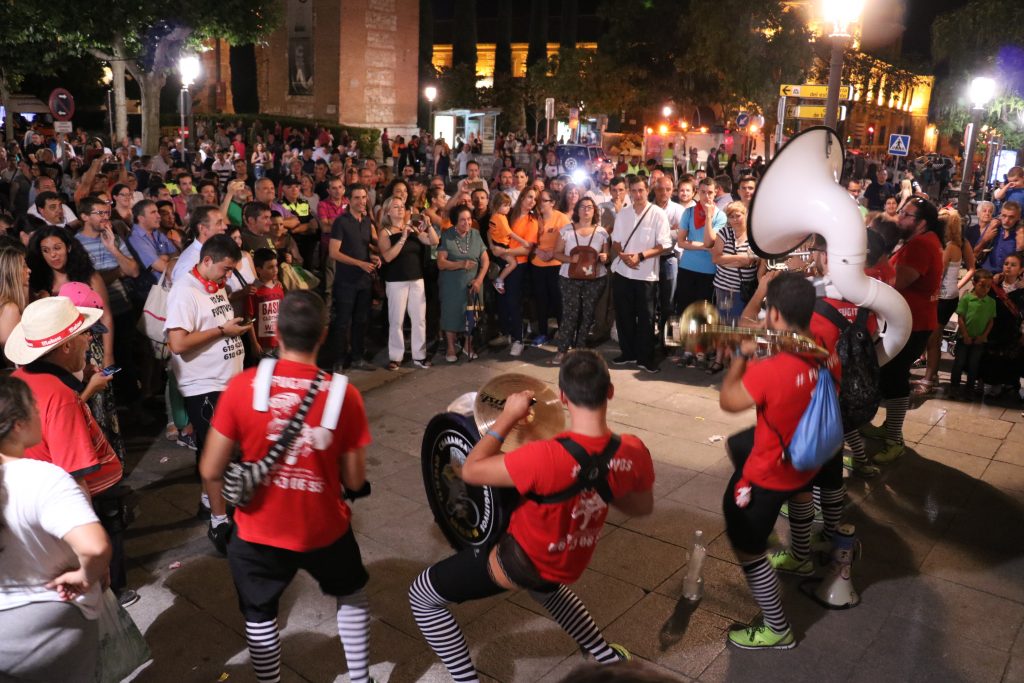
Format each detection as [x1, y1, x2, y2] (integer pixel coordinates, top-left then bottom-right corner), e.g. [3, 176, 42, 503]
[567, 226, 601, 280]
[221, 368, 326, 507]
[137, 270, 172, 360]
[95, 588, 152, 682]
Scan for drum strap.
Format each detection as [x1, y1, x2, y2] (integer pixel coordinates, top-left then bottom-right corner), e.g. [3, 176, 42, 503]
[524, 434, 621, 505]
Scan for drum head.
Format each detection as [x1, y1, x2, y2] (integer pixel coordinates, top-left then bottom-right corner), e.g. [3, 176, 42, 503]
[421, 412, 517, 552]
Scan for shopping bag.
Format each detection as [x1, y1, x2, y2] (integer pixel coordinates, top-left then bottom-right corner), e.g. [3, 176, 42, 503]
[137, 270, 172, 360]
[95, 588, 152, 683]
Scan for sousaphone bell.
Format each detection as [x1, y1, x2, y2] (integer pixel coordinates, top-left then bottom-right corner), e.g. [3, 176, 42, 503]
[421, 373, 565, 552]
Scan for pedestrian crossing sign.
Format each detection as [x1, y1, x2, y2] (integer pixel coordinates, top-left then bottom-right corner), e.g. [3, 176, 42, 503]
[888, 134, 910, 157]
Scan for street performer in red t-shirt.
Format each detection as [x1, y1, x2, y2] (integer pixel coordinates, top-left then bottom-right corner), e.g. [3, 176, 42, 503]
[409, 350, 655, 681]
[719, 273, 840, 650]
[199, 291, 374, 683]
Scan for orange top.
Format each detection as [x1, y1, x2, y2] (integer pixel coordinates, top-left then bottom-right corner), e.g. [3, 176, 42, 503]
[489, 213, 513, 247]
[533, 211, 570, 267]
[511, 214, 539, 265]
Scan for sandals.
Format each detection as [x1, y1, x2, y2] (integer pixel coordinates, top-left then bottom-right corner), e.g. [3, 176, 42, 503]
[911, 379, 935, 396]
[387, 361, 401, 371]
[706, 361, 725, 375]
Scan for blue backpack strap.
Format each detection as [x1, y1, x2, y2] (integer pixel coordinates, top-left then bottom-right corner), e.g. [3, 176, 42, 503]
[524, 434, 621, 504]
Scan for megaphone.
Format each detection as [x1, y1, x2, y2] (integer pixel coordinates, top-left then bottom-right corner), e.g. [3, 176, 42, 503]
[749, 126, 911, 364]
[800, 523, 862, 609]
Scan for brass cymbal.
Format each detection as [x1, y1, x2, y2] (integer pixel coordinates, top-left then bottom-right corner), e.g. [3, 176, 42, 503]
[474, 373, 565, 451]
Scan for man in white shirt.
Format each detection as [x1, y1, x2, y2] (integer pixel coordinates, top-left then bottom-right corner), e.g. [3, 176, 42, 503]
[171, 206, 255, 298]
[26, 177, 77, 226]
[653, 176, 685, 336]
[610, 176, 672, 373]
[587, 163, 615, 207]
[165, 234, 252, 518]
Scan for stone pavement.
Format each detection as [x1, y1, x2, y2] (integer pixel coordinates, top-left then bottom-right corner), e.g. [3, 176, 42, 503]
[120, 345, 1024, 683]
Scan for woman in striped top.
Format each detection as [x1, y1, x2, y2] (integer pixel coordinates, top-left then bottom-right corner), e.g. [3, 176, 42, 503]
[705, 200, 759, 325]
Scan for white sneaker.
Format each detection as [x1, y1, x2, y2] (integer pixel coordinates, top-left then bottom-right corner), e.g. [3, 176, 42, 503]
[510, 341, 524, 356]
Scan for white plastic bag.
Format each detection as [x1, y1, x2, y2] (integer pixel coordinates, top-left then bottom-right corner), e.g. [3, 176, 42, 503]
[95, 589, 151, 683]
[138, 270, 172, 360]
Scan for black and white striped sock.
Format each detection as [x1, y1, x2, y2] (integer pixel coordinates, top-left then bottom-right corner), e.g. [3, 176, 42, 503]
[245, 619, 281, 683]
[337, 590, 370, 683]
[845, 429, 869, 465]
[884, 397, 909, 444]
[409, 571, 479, 683]
[741, 555, 789, 633]
[787, 498, 815, 561]
[530, 585, 617, 663]
[818, 485, 846, 541]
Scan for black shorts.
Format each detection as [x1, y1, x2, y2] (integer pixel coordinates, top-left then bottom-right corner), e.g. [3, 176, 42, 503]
[937, 298, 958, 327]
[429, 535, 558, 604]
[227, 528, 369, 622]
[722, 471, 805, 556]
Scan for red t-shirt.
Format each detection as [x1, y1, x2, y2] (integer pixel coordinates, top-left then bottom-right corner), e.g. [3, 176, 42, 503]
[504, 431, 654, 584]
[891, 231, 943, 331]
[741, 351, 841, 491]
[865, 259, 896, 287]
[211, 360, 372, 552]
[13, 367, 122, 496]
[247, 282, 284, 349]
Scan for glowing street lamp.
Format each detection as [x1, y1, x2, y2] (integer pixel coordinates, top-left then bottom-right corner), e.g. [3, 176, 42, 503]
[101, 65, 114, 144]
[178, 54, 201, 154]
[662, 104, 673, 118]
[424, 85, 438, 132]
[959, 76, 997, 214]
[821, 0, 864, 130]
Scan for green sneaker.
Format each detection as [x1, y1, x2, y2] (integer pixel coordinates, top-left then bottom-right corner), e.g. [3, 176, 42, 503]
[873, 440, 906, 464]
[769, 549, 814, 576]
[608, 643, 631, 662]
[860, 423, 886, 439]
[728, 623, 796, 650]
[843, 455, 881, 478]
[779, 502, 823, 523]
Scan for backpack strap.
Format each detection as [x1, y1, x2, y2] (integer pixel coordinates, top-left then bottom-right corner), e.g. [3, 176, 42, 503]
[854, 305, 871, 327]
[525, 434, 622, 504]
[814, 298, 851, 332]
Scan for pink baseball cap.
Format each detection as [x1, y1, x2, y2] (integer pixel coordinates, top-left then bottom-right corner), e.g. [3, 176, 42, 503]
[58, 282, 105, 310]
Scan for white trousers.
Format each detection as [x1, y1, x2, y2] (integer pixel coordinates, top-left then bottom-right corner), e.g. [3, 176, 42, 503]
[386, 279, 428, 362]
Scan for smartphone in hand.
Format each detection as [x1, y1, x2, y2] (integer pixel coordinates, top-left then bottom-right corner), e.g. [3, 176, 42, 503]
[101, 365, 122, 376]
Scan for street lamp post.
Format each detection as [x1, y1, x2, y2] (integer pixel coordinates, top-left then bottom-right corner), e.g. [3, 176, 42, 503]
[178, 54, 201, 158]
[424, 85, 438, 136]
[958, 76, 997, 216]
[101, 66, 114, 146]
[821, 0, 864, 131]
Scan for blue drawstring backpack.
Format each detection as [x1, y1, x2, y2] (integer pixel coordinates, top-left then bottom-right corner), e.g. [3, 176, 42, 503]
[766, 360, 844, 472]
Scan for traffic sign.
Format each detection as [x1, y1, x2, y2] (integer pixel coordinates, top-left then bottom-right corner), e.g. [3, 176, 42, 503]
[48, 88, 75, 121]
[888, 134, 911, 157]
[779, 84, 854, 100]
[787, 105, 847, 120]
[545, 97, 555, 120]
[736, 112, 750, 128]
[53, 121, 73, 134]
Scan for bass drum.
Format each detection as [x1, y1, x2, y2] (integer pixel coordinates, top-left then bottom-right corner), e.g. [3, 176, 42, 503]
[421, 411, 518, 552]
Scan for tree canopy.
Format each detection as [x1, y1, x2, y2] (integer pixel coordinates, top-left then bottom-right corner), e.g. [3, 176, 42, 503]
[932, 0, 1024, 147]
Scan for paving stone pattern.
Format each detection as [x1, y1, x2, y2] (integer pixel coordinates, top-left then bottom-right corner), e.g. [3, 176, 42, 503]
[121, 348, 1024, 682]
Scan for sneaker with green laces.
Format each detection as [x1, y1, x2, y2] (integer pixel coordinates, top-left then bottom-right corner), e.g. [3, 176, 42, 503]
[859, 423, 886, 439]
[728, 623, 796, 650]
[873, 440, 906, 464]
[769, 549, 814, 576]
[608, 643, 631, 662]
[843, 455, 881, 478]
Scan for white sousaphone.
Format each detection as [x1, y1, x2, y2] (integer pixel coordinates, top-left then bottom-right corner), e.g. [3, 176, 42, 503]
[748, 126, 911, 363]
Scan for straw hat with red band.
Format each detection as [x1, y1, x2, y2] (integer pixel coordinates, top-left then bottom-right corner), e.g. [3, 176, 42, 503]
[4, 296, 107, 366]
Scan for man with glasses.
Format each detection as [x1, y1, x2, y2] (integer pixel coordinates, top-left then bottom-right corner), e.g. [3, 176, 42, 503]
[977, 201, 1022, 272]
[846, 179, 868, 220]
[863, 197, 943, 463]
